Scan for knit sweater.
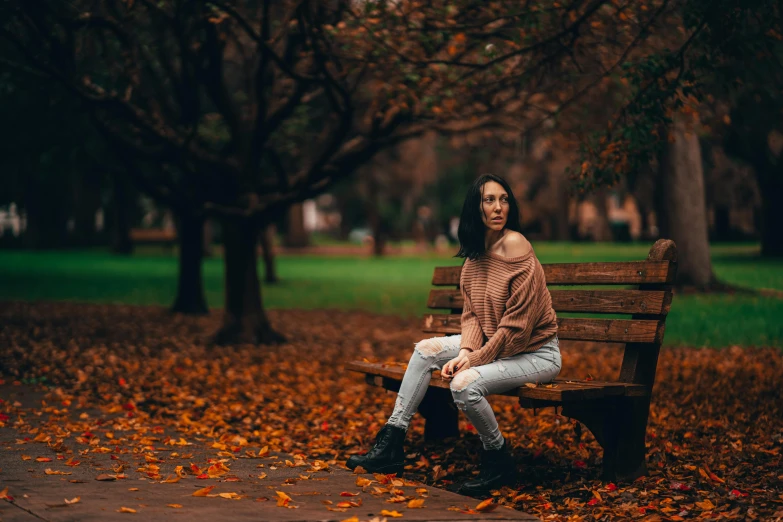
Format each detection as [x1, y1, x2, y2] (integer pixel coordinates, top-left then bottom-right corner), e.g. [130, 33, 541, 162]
[459, 247, 558, 368]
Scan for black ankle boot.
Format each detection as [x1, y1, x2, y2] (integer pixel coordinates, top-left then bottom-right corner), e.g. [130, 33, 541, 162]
[458, 441, 516, 495]
[346, 424, 406, 475]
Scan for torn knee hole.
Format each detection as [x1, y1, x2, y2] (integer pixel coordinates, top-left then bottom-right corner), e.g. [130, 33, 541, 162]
[450, 369, 480, 392]
[415, 339, 445, 357]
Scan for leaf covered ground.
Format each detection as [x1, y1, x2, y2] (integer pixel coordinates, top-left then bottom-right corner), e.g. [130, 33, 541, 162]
[1, 302, 782, 521]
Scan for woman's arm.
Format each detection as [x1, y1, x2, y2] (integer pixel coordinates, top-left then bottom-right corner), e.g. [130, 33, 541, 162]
[460, 286, 484, 351]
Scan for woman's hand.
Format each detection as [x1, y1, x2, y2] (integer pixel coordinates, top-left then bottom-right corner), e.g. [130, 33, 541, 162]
[442, 350, 472, 380]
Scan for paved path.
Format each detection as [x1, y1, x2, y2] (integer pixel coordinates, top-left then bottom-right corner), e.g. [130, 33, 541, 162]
[0, 384, 536, 522]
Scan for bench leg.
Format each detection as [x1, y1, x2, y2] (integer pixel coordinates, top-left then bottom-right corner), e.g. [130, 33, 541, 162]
[563, 397, 649, 482]
[417, 387, 459, 442]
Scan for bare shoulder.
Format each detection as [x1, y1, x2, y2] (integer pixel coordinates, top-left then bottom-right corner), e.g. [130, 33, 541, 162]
[501, 231, 532, 258]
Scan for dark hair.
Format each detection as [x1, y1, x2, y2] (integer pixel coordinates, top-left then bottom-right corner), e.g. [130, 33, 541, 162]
[456, 174, 522, 260]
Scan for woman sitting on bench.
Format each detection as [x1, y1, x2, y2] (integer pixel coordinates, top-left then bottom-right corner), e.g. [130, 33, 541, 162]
[347, 174, 561, 494]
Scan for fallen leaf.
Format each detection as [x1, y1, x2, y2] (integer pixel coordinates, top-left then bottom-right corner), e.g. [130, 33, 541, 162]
[36, 457, 52, 462]
[353, 466, 367, 474]
[218, 492, 240, 499]
[192, 485, 215, 497]
[96, 474, 117, 481]
[64, 497, 80, 505]
[0, 487, 13, 501]
[340, 491, 361, 497]
[380, 509, 403, 517]
[117, 507, 136, 513]
[45, 469, 72, 475]
[276, 490, 292, 507]
[167, 504, 183, 508]
[162, 474, 180, 484]
[356, 476, 373, 487]
[408, 498, 425, 508]
[475, 498, 498, 512]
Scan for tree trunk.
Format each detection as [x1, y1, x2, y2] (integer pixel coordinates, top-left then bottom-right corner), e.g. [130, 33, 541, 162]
[284, 203, 309, 248]
[659, 119, 716, 288]
[214, 218, 285, 345]
[758, 175, 783, 257]
[591, 188, 613, 242]
[23, 170, 70, 249]
[712, 205, 731, 242]
[552, 182, 571, 240]
[171, 214, 209, 315]
[71, 168, 103, 247]
[203, 219, 213, 258]
[259, 224, 278, 283]
[111, 175, 133, 255]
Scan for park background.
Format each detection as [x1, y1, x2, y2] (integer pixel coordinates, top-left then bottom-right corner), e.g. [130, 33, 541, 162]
[1, 1, 782, 520]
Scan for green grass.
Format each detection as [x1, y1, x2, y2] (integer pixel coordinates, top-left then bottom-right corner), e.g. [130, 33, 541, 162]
[0, 242, 781, 347]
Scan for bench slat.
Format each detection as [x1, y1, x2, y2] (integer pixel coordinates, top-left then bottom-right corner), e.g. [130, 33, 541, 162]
[346, 361, 648, 402]
[421, 314, 664, 343]
[432, 260, 674, 286]
[428, 289, 671, 315]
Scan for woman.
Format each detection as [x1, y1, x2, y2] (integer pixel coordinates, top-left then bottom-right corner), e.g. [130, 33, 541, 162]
[347, 174, 561, 494]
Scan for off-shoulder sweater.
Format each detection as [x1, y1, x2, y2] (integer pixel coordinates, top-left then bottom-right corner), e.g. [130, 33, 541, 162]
[459, 247, 558, 368]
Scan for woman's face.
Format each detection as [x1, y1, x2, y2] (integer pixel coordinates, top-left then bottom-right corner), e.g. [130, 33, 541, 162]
[480, 181, 509, 232]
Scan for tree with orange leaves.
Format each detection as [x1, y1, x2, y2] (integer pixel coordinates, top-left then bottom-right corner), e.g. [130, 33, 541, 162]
[2, 0, 769, 341]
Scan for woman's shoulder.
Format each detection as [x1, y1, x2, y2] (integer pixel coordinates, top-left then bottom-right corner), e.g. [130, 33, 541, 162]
[499, 231, 532, 258]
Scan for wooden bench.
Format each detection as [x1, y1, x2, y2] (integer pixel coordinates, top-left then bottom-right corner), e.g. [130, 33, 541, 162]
[347, 239, 677, 482]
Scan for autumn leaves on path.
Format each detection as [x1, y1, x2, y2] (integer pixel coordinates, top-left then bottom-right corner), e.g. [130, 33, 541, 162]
[1, 302, 782, 520]
[0, 382, 532, 521]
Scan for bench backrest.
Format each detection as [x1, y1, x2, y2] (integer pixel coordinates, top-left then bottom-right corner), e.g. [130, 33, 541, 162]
[423, 239, 678, 389]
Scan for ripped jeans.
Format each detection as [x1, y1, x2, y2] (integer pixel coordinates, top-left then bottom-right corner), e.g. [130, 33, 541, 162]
[387, 334, 561, 450]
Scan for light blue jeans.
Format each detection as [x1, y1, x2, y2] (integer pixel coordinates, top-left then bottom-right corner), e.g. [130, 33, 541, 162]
[387, 334, 561, 450]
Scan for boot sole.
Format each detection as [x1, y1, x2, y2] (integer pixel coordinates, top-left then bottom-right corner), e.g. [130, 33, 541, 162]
[458, 473, 517, 496]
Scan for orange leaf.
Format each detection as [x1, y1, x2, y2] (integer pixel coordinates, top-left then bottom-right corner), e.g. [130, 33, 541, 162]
[167, 504, 183, 508]
[340, 492, 360, 497]
[408, 498, 425, 508]
[192, 485, 215, 497]
[475, 498, 498, 512]
[117, 507, 136, 513]
[352, 466, 367, 474]
[36, 457, 52, 462]
[356, 476, 372, 487]
[380, 509, 403, 518]
[276, 490, 292, 507]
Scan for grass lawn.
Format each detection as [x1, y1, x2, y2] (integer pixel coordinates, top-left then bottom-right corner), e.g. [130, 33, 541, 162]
[0, 242, 781, 347]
